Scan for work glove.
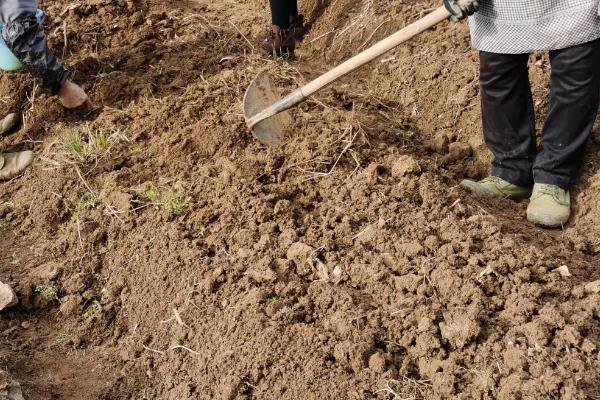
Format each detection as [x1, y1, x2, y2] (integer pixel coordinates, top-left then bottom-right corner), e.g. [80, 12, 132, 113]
[443, 0, 479, 21]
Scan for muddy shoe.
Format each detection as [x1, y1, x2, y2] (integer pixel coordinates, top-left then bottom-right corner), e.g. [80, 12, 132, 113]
[460, 176, 532, 200]
[526, 183, 570, 228]
[290, 14, 307, 41]
[0, 151, 34, 181]
[260, 25, 296, 57]
[0, 113, 18, 136]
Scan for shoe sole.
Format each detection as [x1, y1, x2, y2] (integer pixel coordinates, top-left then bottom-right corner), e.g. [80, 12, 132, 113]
[460, 180, 531, 201]
[526, 210, 569, 229]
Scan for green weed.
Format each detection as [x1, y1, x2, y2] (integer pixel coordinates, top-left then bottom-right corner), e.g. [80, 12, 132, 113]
[0, 219, 7, 231]
[76, 195, 100, 212]
[162, 196, 189, 216]
[144, 183, 159, 202]
[130, 144, 142, 155]
[0, 355, 10, 370]
[42, 124, 128, 168]
[63, 128, 112, 162]
[35, 284, 58, 299]
[83, 300, 101, 319]
[52, 331, 78, 350]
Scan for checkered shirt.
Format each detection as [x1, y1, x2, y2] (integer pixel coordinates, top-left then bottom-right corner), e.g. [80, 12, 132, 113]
[469, 0, 600, 53]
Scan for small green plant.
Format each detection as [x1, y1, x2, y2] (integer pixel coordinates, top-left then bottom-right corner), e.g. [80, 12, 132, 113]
[162, 196, 189, 216]
[113, 239, 125, 248]
[52, 332, 78, 350]
[471, 367, 495, 391]
[144, 183, 159, 202]
[394, 118, 418, 146]
[130, 144, 142, 155]
[76, 195, 100, 212]
[83, 300, 101, 319]
[42, 124, 127, 168]
[35, 285, 58, 299]
[0, 355, 10, 370]
[63, 128, 112, 162]
[0, 219, 7, 231]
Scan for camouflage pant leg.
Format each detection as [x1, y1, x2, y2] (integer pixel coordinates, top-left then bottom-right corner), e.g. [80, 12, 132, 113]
[1, 0, 70, 94]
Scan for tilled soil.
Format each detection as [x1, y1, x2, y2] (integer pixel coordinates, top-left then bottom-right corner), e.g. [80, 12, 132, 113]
[1, 0, 599, 399]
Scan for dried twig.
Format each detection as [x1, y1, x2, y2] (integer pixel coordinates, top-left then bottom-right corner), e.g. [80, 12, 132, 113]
[143, 345, 165, 355]
[170, 345, 201, 356]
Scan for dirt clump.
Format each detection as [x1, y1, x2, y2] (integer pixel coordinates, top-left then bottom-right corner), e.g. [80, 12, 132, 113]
[0, 0, 599, 399]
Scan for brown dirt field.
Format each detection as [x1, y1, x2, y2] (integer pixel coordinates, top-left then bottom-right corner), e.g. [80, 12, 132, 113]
[1, 0, 600, 399]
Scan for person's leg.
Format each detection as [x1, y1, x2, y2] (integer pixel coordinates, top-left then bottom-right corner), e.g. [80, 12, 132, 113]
[262, 1, 296, 57]
[269, 0, 292, 29]
[289, 0, 299, 17]
[533, 39, 600, 189]
[480, 50, 537, 188]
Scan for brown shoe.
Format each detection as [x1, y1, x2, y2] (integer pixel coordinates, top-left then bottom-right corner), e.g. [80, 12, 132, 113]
[289, 14, 306, 42]
[0, 151, 34, 181]
[0, 113, 19, 136]
[260, 25, 295, 57]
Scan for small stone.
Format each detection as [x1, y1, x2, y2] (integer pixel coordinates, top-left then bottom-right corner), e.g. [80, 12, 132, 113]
[552, 265, 571, 277]
[0, 371, 24, 400]
[20, 321, 30, 329]
[0, 282, 17, 311]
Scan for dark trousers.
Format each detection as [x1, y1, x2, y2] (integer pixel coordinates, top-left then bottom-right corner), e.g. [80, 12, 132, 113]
[480, 38, 600, 190]
[269, 0, 298, 28]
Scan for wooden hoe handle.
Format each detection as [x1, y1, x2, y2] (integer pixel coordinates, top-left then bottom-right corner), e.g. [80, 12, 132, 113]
[247, 6, 452, 129]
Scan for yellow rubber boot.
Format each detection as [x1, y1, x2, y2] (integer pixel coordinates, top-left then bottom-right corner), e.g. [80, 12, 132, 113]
[460, 176, 532, 201]
[0, 151, 34, 181]
[526, 183, 570, 228]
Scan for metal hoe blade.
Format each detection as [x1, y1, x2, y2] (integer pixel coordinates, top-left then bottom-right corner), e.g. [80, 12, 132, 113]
[243, 72, 293, 147]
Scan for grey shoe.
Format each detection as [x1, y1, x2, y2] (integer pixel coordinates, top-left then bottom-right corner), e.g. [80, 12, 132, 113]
[0, 151, 34, 181]
[460, 176, 532, 201]
[0, 113, 18, 136]
[526, 183, 570, 228]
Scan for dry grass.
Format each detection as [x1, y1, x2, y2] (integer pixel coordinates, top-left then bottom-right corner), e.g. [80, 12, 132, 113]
[40, 123, 128, 169]
[373, 377, 433, 400]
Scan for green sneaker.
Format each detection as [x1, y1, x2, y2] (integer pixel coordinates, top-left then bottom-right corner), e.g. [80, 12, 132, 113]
[0, 113, 18, 136]
[0, 151, 34, 181]
[460, 176, 532, 200]
[526, 183, 570, 228]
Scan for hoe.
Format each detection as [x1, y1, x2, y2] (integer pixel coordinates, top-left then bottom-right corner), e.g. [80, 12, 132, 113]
[243, 6, 451, 147]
